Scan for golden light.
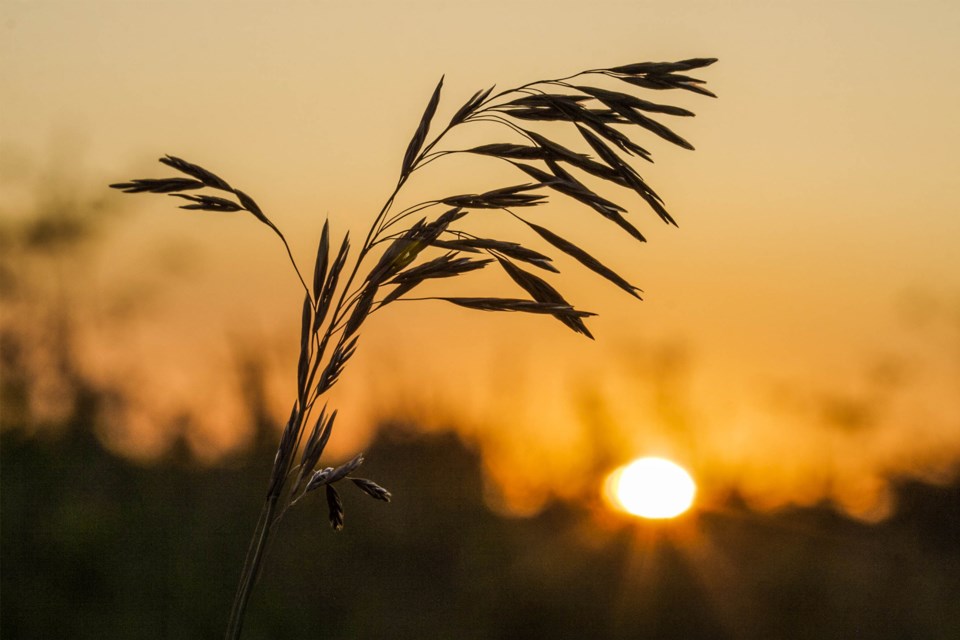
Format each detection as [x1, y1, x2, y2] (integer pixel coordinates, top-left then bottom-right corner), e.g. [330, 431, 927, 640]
[606, 457, 697, 519]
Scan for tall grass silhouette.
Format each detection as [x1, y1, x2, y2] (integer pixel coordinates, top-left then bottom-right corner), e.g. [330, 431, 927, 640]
[110, 57, 716, 638]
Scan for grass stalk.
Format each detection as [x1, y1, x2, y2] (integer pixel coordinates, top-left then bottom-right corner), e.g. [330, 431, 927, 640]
[226, 498, 278, 640]
[109, 57, 716, 638]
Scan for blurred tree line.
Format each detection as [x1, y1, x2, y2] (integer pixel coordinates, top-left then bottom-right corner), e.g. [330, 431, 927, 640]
[3, 402, 960, 639]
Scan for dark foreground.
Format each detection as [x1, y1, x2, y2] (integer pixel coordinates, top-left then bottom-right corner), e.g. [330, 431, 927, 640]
[3, 415, 959, 640]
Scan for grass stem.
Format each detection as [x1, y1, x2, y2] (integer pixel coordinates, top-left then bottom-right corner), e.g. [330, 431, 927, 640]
[226, 496, 278, 640]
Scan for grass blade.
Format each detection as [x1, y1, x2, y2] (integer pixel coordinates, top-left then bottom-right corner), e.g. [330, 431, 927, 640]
[449, 85, 494, 126]
[610, 58, 718, 75]
[440, 297, 595, 318]
[576, 125, 676, 226]
[574, 85, 695, 117]
[296, 293, 313, 400]
[496, 257, 593, 338]
[294, 406, 336, 494]
[326, 485, 344, 531]
[169, 193, 243, 212]
[520, 218, 642, 299]
[312, 220, 330, 301]
[351, 478, 392, 502]
[109, 177, 205, 193]
[383, 253, 492, 305]
[401, 76, 444, 177]
[435, 237, 557, 273]
[159, 155, 232, 190]
[315, 232, 350, 332]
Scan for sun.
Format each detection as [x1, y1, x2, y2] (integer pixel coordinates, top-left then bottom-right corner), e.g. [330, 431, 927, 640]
[606, 457, 697, 519]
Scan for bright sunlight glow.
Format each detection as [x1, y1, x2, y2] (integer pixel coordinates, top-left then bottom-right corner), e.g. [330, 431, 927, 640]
[606, 457, 696, 519]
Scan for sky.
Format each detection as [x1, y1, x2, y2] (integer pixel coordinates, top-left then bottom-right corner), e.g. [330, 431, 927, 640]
[2, 0, 959, 519]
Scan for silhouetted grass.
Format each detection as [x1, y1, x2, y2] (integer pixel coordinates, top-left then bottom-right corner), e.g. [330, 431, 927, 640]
[110, 58, 717, 637]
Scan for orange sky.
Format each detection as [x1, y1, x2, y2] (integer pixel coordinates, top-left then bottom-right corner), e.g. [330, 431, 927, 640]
[2, 1, 959, 520]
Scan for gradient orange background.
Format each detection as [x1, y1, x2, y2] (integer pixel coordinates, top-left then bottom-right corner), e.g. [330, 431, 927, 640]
[2, 1, 958, 519]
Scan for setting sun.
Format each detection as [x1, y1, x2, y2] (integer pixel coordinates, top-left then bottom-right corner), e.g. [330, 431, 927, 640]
[606, 457, 697, 519]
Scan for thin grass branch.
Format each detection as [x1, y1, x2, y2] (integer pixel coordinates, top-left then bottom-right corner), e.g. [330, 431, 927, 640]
[109, 56, 716, 640]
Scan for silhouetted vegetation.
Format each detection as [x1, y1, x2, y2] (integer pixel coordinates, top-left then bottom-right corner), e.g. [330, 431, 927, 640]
[108, 58, 719, 636]
[4, 414, 960, 639]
